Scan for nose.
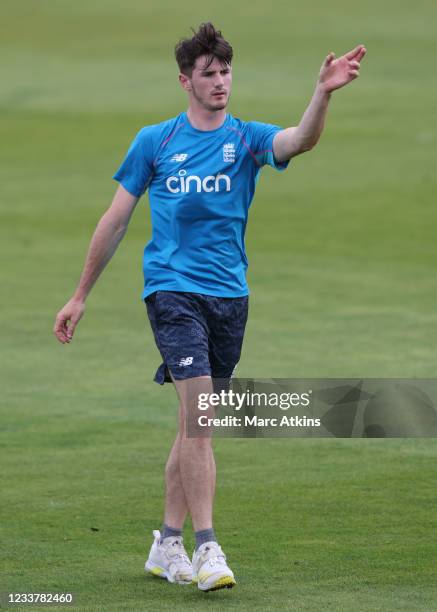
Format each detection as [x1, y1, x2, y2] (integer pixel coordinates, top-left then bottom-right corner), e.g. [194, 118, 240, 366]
[214, 73, 225, 89]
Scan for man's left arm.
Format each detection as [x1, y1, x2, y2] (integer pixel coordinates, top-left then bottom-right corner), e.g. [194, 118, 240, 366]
[273, 44, 367, 162]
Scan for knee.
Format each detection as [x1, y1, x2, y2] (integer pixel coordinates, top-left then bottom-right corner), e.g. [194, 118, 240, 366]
[181, 435, 212, 451]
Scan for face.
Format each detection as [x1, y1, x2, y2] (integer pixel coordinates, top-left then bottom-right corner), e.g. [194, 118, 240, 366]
[180, 55, 232, 112]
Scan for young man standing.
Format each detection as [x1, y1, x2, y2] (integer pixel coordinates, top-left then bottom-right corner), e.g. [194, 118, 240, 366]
[54, 23, 365, 592]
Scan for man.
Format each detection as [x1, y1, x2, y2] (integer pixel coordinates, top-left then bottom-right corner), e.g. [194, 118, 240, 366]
[54, 23, 365, 592]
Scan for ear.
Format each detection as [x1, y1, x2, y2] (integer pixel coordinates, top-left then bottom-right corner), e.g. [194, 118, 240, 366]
[179, 73, 192, 92]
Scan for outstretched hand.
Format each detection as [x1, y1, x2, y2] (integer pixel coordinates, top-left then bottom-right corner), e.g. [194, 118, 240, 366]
[318, 45, 366, 93]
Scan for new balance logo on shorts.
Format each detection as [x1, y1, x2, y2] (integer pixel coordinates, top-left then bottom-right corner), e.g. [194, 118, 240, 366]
[179, 356, 193, 367]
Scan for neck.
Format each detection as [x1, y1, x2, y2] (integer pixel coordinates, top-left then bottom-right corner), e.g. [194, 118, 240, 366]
[186, 105, 227, 131]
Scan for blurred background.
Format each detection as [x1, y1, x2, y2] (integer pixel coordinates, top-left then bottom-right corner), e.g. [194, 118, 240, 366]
[1, 1, 436, 609]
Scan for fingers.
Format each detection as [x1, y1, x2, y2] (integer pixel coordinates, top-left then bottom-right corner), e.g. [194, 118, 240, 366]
[53, 300, 85, 344]
[324, 51, 336, 66]
[347, 55, 365, 79]
[357, 46, 367, 62]
[66, 315, 80, 341]
[348, 61, 360, 79]
[54, 310, 78, 343]
[345, 44, 366, 61]
[54, 313, 70, 344]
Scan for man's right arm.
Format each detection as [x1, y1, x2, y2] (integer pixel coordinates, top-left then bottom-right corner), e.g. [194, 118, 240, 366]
[53, 184, 139, 344]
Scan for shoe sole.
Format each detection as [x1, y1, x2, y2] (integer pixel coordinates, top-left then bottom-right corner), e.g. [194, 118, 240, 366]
[194, 575, 236, 592]
[145, 561, 192, 585]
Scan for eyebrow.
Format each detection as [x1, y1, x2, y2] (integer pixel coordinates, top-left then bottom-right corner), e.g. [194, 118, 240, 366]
[200, 68, 230, 76]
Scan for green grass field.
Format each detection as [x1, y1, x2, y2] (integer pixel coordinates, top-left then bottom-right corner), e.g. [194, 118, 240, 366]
[2, 1, 437, 610]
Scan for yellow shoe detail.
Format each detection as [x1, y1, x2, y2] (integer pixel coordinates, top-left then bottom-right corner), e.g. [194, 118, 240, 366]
[205, 576, 236, 592]
[149, 566, 165, 577]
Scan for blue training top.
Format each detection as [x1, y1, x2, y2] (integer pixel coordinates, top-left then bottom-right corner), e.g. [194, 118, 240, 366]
[113, 112, 289, 299]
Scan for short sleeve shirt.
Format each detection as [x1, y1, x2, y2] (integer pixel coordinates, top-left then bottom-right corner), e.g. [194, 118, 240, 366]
[113, 112, 289, 299]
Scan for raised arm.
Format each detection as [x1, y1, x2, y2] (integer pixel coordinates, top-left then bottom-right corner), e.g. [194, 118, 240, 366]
[273, 44, 367, 162]
[53, 184, 139, 344]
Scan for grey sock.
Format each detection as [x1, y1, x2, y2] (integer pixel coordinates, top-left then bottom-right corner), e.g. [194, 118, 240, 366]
[160, 523, 182, 543]
[195, 528, 216, 550]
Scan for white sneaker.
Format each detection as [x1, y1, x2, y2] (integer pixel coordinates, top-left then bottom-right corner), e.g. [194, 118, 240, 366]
[192, 541, 236, 592]
[145, 530, 193, 584]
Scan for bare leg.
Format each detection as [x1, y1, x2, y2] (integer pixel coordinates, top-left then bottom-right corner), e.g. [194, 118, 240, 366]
[172, 376, 216, 532]
[163, 405, 189, 529]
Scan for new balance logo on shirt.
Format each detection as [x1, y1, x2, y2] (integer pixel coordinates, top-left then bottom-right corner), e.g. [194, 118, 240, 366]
[171, 153, 188, 162]
[166, 170, 231, 194]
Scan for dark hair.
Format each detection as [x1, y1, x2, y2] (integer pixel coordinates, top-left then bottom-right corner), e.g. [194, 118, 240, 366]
[175, 22, 233, 76]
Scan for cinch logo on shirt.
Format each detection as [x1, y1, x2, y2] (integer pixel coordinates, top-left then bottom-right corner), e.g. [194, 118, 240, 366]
[166, 169, 231, 194]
